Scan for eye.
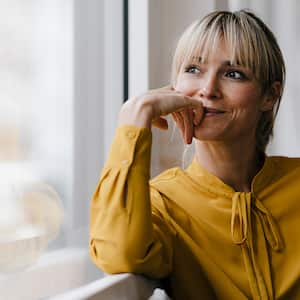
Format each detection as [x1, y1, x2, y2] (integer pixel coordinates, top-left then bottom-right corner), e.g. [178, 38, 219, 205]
[184, 65, 201, 74]
[225, 70, 246, 80]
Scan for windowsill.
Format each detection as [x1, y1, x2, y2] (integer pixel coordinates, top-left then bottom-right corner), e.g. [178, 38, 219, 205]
[0, 247, 103, 300]
[52, 272, 160, 300]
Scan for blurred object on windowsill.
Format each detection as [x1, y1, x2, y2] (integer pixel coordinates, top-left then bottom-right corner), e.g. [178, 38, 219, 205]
[0, 163, 64, 273]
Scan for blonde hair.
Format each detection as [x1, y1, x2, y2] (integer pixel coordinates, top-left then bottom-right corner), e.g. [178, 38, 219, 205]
[171, 10, 286, 152]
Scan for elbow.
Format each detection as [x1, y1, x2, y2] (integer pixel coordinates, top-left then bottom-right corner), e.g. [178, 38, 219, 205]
[89, 238, 171, 279]
[89, 238, 142, 274]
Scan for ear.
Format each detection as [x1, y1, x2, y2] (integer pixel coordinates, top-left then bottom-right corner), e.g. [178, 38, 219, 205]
[260, 81, 282, 112]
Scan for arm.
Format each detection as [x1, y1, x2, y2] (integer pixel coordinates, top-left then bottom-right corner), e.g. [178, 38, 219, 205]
[89, 125, 174, 278]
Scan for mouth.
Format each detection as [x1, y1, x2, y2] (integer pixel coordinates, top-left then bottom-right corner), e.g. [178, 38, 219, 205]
[203, 107, 226, 117]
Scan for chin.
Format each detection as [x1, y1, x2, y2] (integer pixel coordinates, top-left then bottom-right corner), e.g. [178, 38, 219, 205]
[193, 126, 226, 141]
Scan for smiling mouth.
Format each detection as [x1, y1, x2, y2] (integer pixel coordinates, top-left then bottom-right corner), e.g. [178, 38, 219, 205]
[203, 107, 226, 116]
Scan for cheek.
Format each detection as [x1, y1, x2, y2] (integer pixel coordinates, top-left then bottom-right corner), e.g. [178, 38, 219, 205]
[174, 76, 199, 95]
[228, 86, 261, 110]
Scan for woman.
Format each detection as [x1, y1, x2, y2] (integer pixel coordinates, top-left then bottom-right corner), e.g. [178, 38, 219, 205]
[89, 10, 300, 300]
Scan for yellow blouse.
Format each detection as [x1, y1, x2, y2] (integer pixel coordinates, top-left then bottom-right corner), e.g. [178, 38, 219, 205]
[89, 125, 300, 300]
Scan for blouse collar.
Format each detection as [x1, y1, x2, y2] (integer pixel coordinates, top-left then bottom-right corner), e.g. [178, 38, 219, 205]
[185, 154, 275, 198]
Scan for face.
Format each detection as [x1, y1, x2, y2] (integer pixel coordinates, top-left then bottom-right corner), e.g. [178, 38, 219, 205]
[175, 40, 272, 143]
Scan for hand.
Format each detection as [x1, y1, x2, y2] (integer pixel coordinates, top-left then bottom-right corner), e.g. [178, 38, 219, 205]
[171, 105, 203, 144]
[118, 86, 204, 144]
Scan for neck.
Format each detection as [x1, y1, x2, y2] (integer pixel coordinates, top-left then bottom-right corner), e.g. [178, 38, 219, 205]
[194, 137, 264, 192]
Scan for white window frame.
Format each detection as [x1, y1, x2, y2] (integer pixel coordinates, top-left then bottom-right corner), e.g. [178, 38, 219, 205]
[69, 0, 124, 246]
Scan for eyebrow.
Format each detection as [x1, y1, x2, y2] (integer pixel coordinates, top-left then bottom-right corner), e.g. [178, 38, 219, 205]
[194, 56, 241, 67]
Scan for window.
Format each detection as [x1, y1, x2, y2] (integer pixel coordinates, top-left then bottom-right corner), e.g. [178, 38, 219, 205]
[0, 0, 124, 265]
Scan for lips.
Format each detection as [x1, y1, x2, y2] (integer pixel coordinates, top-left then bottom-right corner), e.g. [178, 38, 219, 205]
[204, 107, 225, 114]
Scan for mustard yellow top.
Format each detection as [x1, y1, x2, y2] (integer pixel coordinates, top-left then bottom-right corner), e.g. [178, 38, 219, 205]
[89, 126, 300, 300]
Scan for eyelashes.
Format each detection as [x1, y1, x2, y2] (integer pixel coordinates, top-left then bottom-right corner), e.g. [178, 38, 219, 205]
[183, 64, 248, 81]
[184, 65, 201, 74]
[225, 70, 247, 80]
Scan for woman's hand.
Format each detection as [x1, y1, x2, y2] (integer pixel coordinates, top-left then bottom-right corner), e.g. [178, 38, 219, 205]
[118, 86, 204, 144]
[171, 106, 203, 144]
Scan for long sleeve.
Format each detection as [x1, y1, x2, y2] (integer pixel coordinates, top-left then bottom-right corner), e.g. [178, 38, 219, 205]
[89, 125, 175, 279]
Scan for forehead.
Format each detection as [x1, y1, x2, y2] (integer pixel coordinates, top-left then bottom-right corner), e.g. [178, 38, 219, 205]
[179, 28, 255, 73]
[189, 39, 238, 65]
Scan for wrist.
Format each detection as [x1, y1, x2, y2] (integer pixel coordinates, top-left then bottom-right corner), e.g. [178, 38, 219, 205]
[118, 97, 153, 129]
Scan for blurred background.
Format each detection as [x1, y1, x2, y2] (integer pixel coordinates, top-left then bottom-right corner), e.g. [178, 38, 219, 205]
[0, 0, 299, 297]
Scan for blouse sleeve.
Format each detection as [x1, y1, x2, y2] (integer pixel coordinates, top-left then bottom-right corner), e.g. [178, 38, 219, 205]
[89, 125, 175, 279]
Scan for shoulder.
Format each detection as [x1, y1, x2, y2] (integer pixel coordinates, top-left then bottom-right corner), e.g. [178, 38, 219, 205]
[149, 166, 198, 208]
[149, 168, 186, 232]
[266, 156, 300, 186]
[269, 155, 300, 173]
[149, 167, 196, 231]
[149, 167, 189, 202]
[150, 167, 187, 190]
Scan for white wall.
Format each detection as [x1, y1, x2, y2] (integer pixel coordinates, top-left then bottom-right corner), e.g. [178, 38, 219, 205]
[267, 0, 300, 157]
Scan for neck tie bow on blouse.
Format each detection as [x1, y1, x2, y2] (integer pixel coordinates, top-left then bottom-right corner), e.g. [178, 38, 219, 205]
[230, 192, 283, 300]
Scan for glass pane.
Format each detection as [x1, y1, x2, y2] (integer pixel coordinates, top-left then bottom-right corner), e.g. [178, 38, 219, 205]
[0, 0, 72, 271]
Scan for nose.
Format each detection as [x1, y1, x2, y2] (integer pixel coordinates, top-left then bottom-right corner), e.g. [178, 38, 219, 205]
[198, 73, 221, 99]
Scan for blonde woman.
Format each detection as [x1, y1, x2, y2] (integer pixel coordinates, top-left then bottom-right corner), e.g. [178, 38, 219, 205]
[89, 10, 300, 300]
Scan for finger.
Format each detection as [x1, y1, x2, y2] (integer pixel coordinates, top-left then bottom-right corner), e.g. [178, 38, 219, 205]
[193, 105, 205, 126]
[172, 112, 184, 135]
[168, 95, 203, 115]
[172, 111, 188, 144]
[171, 112, 180, 128]
[152, 117, 168, 130]
[181, 108, 194, 144]
[172, 111, 193, 144]
[139, 90, 203, 122]
[180, 110, 191, 144]
[171, 112, 178, 122]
